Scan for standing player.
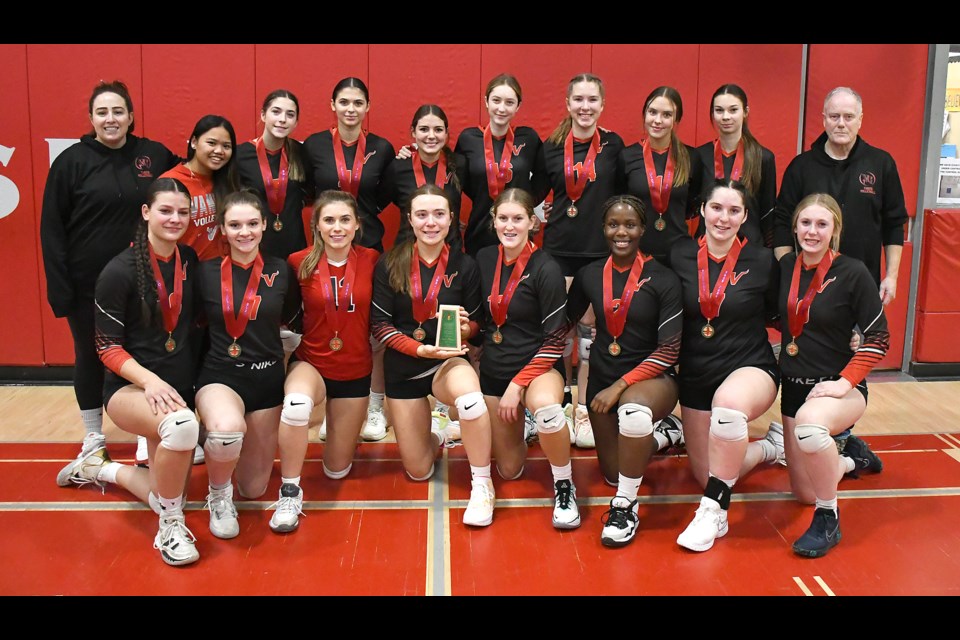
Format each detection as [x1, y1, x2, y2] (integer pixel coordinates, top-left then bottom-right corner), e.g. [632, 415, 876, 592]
[194, 190, 301, 540]
[42, 80, 179, 484]
[270, 191, 380, 533]
[371, 184, 495, 526]
[476, 188, 576, 528]
[567, 195, 683, 547]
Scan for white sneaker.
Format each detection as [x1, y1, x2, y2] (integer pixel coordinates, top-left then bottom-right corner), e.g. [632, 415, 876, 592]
[268, 483, 304, 533]
[463, 477, 495, 526]
[193, 444, 205, 465]
[523, 408, 538, 443]
[206, 484, 240, 539]
[360, 406, 388, 441]
[57, 446, 110, 490]
[56, 433, 108, 487]
[677, 497, 729, 552]
[431, 411, 461, 447]
[154, 514, 199, 566]
[135, 435, 149, 467]
[654, 414, 685, 450]
[552, 479, 581, 529]
[765, 422, 787, 466]
[563, 403, 575, 444]
[318, 418, 327, 441]
[574, 405, 595, 449]
[600, 496, 640, 547]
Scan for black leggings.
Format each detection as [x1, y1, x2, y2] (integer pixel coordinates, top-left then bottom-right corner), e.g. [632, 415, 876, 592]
[66, 296, 104, 411]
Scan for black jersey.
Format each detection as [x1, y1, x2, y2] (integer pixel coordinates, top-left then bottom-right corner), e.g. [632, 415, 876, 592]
[371, 248, 482, 384]
[669, 237, 778, 389]
[455, 126, 549, 256]
[379, 154, 464, 253]
[540, 129, 624, 259]
[234, 140, 314, 260]
[693, 141, 777, 247]
[778, 253, 889, 384]
[94, 244, 199, 392]
[567, 255, 682, 386]
[197, 254, 302, 372]
[41, 134, 179, 316]
[619, 142, 703, 265]
[772, 133, 908, 285]
[475, 246, 566, 387]
[302, 130, 395, 251]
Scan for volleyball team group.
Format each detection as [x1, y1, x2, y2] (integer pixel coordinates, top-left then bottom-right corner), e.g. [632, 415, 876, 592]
[44, 71, 896, 569]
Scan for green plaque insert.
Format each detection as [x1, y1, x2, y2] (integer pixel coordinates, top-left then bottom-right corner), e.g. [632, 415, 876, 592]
[435, 304, 462, 350]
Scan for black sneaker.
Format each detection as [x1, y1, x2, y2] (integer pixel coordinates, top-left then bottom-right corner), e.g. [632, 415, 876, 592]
[792, 507, 841, 558]
[600, 496, 639, 548]
[844, 434, 883, 476]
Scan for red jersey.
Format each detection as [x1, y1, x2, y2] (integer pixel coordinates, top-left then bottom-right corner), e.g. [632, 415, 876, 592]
[288, 245, 378, 381]
[160, 164, 223, 261]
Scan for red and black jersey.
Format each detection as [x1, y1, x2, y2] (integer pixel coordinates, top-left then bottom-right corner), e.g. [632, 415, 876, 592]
[539, 129, 624, 258]
[567, 254, 682, 387]
[379, 154, 464, 253]
[778, 253, 889, 385]
[40, 134, 179, 316]
[197, 254, 302, 372]
[94, 244, 199, 393]
[288, 245, 378, 382]
[371, 249, 482, 384]
[693, 141, 777, 247]
[455, 126, 549, 256]
[475, 246, 567, 388]
[669, 237, 778, 389]
[160, 164, 222, 261]
[618, 142, 703, 265]
[302, 130, 395, 251]
[234, 140, 314, 260]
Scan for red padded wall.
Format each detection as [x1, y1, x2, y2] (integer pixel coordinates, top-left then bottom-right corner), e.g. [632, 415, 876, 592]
[916, 210, 960, 313]
[915, 312, 960, 363]
[27, 44, 143, 365]
[0, 45, 44, 365]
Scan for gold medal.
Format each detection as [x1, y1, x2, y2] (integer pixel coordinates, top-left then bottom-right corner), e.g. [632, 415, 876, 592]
[701, 323, 715, 339]
[412, 326, 426, 341]
[273, 218, 283, 232]
[786, 341, 799, 357]
[654, 216, 666, 231]
[329, 336, 344, 352]
[608, 340, 621, 356]
[164, 335, 176, 353]
[492, 329, 503, 344]
[227, 341, 242, 358]
[566, 204, 578, 218]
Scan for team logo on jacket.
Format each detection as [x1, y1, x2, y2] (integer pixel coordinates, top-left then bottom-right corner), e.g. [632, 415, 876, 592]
[729, 270, 750, 285]
[442, 271, 458, 288]
[512, 143, 526, 157]
[135, 156, 154, 178]
[363, 150, 377, 164]
[859, 172, 876, 195]
[817, 276, 837, 294]
[633, 276, 652, 292]
[261, 271, 279, 287]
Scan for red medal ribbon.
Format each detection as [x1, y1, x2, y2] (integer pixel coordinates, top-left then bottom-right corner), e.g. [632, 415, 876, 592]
[412, 153, 447, 189]
[696, 236, 744, 325]
[255, 138, 289, 215]
[642, 139, 675, 215]
[489, 241, 536, 328]
[787, 250, 836, 343]
[148, 245, 183, 336]
[316, 248, 358, 345]
[220, 253, 264, 342]
[563, 129, 600, 204]
[602, 252, 647, 341]
[410, 244, 450, 325]
[713, 138, 744, 181]
[332, 127, 368, 198]
[483, 125, 515, 201]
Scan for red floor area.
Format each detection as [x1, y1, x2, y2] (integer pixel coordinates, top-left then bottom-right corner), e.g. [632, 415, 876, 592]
[1, 435, 958, 595]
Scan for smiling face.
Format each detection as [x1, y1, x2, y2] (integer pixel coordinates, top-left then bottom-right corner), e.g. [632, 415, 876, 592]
[644, 96, 676, 148]
[702, 186, 747, 245]
[222, 203, 264, 258]
[412, 114, 447, 159]
[566, 80, 604, 133]
[494, 201, 533, 253]
[317, 200, 359, 251]
[261, 97, 298, 142]
[486, 84, 520, 131]
[331, 86, 369, 129]
[89, 92, 133, 149]
[712, 93, 747, 137]
[191, 126, 233, 174]
[794, 204, 837, 260]
[409, 193, 451, 247]
[604, 202, 643, 261]
[143, 191, 191, 245]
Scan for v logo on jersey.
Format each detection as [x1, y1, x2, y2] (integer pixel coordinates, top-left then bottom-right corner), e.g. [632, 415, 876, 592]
[261, 271, 279, 287]
[818, 276, 837, 294]
[518, 273, 531, 284]
[442, 271, 459, 288]
[597, 140, 609, 155]
[363, 150, 377, 165]
[730, 269, 750, 285]
[633, 276, 652, 292]
[512, 142, 526, 157]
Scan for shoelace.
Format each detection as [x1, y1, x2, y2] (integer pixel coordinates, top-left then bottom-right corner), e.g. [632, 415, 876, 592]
[269, 494, 305, 519]
[206, 491, 237, 519]
[601, 500, 637, 529]
[155, 518, 197, 552]
[555, 483, 573, 509]
[470, 481, 493, 505]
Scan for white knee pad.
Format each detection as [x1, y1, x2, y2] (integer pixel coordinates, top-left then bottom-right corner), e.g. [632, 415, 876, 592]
[455, 391, 487, 421]
[406, 463, 435, 482]
[617, 403, 654, 438]
[710, 406, 749, 442]
[203, 431, 244, 463]
[157, 409, 199, 452]
[281, 393, 313, 427]
[577, 323, 593, 360]
[534, 403, 566, 434]
[795, 423, 834, 454]
[563, 337, 574, 358]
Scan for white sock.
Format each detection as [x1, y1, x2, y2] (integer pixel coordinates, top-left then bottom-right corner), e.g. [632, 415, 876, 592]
[369, 391, 384, 411]
[617, 473, 642, 501]
[323, 462, 352, 480]
[550, 462, 572, 482]
[80, 408, 103, 435]
[759, 438, 778, 463]
[96, 462, 123, 484]
[816, 497, 838, 516]
[470, 464, 491, 481]
[210, 480, 231, 491]
[158, 494, 184, 514]
[281, 476, 301, 487]
[842, 455, 856, 473]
